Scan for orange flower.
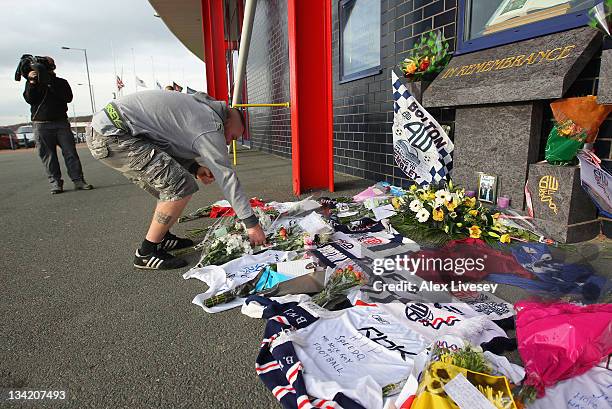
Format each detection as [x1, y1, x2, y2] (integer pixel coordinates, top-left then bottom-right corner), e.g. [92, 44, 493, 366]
[404, 61, 417, 75]
[469, 225, 482, 239]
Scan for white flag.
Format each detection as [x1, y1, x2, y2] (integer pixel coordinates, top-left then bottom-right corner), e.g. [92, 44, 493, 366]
[392, 71, 454, 186]
[135, 76, 147, 88]
[578, 150, 612, 218]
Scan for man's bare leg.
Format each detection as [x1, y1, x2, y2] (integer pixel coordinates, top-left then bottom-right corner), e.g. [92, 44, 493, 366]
[145, 195, 192, 243]
[134, 196, 193, 270]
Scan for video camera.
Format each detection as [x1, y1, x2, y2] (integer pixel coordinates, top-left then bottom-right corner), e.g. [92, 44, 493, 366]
[14, 54, 56, 85]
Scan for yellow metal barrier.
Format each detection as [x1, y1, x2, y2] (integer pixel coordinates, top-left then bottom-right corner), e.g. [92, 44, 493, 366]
[233, 102, 290, 108]
[230, 102, 291, 165]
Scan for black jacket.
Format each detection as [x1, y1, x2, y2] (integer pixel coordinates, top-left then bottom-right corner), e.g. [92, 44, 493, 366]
[23, 74, 73, 121]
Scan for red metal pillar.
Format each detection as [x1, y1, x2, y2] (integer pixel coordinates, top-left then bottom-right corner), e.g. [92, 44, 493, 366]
[201, 0, 228, 102]
[287, 0, 334, 195]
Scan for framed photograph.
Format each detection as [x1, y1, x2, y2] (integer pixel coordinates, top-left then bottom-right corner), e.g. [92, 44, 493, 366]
[477, 173, 498, 204]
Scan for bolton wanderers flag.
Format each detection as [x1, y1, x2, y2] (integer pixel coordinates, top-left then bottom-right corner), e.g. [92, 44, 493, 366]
[392, 71, 453, 186]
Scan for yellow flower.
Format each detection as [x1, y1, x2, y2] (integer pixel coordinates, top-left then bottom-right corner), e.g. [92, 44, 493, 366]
[468, 209, 479, 216]
[433, 208, 444, 221]
[463, 197, 476, 208]
[493, 212, 500, 220]
[391, 197, 401, 209]
[426, 192, 436, 200]
[445, 200, 457, 212]
[500, 234, 511, 244]
[469, 225, 482, 239]
[410, 184, 417, 192]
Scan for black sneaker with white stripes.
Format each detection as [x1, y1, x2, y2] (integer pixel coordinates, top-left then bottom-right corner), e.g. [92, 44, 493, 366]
[158, 232, 194, 252]
[133, 249, 188, 270]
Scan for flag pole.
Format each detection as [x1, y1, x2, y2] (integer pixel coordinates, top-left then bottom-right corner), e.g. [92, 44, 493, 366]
[131, 48, 137, 92]
[151, 56, 156, 89]
[111, 41, 118, 99]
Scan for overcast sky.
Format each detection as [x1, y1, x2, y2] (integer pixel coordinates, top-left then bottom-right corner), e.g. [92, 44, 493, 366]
[1, 0, 207, 126]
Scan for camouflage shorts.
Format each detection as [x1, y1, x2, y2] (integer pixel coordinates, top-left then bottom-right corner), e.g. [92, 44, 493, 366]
[86, 128, 198, 201]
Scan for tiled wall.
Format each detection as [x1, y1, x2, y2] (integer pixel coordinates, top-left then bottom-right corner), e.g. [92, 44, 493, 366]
[331, 0, 458, 188]
[245, 0, 292, 158]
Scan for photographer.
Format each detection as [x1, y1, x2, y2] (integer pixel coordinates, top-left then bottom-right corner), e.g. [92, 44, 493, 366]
[21, 56, 93, 194]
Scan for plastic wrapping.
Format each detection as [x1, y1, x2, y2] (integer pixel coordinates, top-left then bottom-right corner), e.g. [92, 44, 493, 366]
[545, 96, 612, 164]
[550, 96, 612, 143]
[409, 344, 518, 409]
[515, 301, 612, 397]
[544, 122, 586, 164]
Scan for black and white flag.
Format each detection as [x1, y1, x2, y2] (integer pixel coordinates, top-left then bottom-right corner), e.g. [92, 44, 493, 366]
[392, 71, 453, 186]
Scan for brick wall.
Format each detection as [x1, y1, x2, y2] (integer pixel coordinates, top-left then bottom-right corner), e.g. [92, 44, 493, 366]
[332, 0, 458, 188]
[245, 0, 292, 158]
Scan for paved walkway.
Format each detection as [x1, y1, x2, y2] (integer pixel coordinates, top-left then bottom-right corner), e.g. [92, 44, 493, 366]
[0, 146, 368, 408]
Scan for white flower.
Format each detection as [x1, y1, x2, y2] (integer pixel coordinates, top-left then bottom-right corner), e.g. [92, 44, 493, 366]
[224, 234, 244, 254]
[254, 207, 272, 231]
[409, 199, 423, 212]
[435, 189, 451, 202]
[416, 208, 430, 223]
[434, 197, 446, 208]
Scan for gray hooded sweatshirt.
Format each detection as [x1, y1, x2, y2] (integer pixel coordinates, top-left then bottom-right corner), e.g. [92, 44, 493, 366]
[91, 90, 256, 226]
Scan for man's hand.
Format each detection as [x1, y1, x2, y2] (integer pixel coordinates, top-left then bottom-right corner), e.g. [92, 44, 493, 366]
[196, 166, 215, 184]
[247, 224, 267, 246]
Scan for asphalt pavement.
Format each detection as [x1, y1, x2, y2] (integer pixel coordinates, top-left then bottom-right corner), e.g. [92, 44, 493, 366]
[1, 145, 609, 409]
[0, 145, 369, 409]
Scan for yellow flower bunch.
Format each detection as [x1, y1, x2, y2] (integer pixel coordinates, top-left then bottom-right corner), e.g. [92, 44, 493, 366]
[445, 199, 457, 212]
[469, 225, 482, 239]
[432, 208, 444, 221]
[463, 197, 476, 208]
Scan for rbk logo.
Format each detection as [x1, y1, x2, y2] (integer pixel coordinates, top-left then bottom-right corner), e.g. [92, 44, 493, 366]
[358, 327, 416, 361]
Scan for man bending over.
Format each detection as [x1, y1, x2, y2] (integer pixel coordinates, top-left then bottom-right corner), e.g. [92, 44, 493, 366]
[87, 90, 265, 270]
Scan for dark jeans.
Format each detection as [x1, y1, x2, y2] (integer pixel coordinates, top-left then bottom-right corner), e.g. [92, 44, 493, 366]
[33, 120, 85, 187]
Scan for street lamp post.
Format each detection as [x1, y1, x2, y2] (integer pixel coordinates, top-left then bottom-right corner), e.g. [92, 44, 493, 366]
[61, 46, 96, 114]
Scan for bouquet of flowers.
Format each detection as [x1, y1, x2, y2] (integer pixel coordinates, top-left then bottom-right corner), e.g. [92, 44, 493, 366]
[544, 119, 588, 165]
[178, 205, 213, 223]
[311, 261, 367, 308]
[410, 343, 518, 409]
[198, 224, 253, 267]
[390, 181, 533, 246]
[400, 30, 451, 82]
[268, 225, 307, 251]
